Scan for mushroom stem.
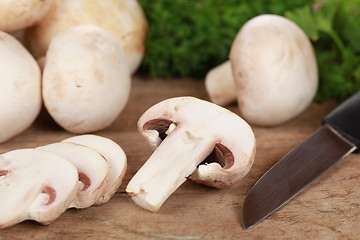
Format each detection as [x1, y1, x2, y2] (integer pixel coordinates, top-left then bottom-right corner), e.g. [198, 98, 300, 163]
[205, 61, 237, 106]
[126, 127, 215, 212]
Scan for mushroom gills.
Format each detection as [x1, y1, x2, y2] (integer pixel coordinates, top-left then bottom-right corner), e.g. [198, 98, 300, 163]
[0, 170, 8, 176]
[42, 186, 56, 205]
[200, 143, 234, 169]
[143, 119, 175, 141]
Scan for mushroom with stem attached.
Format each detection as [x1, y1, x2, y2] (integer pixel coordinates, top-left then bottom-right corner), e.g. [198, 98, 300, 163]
[205, 14, 318, 127]
[126, 96, 256, 212]
[229, 14, 318, 126]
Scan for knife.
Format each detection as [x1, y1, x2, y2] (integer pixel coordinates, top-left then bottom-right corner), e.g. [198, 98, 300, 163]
[242, 90, 360, 230]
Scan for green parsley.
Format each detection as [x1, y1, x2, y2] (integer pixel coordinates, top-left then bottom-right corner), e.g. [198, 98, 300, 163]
[138, 0, 360, 101]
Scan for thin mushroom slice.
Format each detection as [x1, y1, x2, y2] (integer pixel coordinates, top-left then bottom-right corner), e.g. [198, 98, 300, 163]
[38, 142, 110, 208]
[62, 134, 127, 205]
[0, 149, 78, 229]
[126, 96, 256, 212]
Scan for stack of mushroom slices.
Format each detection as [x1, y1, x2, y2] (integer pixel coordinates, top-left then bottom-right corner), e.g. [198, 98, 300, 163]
[0, 135, 127, 229]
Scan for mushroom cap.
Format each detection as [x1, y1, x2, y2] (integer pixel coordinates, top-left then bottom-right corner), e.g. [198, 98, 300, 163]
[0, 31, 41, 144]
[229, 14, 318, 126]
[25, 0, 147, 74]
[37, 142, 110, 208]
[137, 96, 256, 189]
[62, 134, 127, 205]
[0, 0, 54, 32]
[42, 25, 131, 134]
[0, 149, 78, 229]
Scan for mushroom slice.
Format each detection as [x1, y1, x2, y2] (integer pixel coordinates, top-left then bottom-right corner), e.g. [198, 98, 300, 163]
[0, 149, 78, 229]
[62, 134, 127, 205]
[38, 142, 110, 208]
[126, 97, 256, 212]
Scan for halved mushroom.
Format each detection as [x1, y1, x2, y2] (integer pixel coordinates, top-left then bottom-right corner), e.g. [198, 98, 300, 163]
[0, 31, 42, 144]
[0, 149, 78, 229]
[25, 0, 147, 74]
[126, 96, 256, 212]
[62, 134, 127, 205]
[42, 25, 131, 134]
[0, 0, 54, 32]
[38, 142, 110, 208]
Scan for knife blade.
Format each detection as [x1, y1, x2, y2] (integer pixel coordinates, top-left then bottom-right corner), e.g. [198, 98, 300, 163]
[242, 90, 360, 230]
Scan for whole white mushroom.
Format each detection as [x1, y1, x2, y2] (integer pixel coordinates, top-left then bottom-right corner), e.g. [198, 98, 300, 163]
[229, 14, 318, 126]
[25, 0, 148, 74]
[0, 0, 54, 32]
[42, 25, 131, 134]
[0, 31, 42, 144]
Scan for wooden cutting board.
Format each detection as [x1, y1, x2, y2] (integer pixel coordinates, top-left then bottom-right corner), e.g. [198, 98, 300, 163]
[0, 76, 359, 239]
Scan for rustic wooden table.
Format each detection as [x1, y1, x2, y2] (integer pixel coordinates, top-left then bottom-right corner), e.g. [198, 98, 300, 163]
[0, 76, 359, 239]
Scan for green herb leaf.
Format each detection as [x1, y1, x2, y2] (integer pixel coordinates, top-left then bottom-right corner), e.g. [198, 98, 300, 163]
[138, 0, 360, 101]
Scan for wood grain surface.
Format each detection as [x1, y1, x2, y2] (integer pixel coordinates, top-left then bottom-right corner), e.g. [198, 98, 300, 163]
[0, 76, 359, 240]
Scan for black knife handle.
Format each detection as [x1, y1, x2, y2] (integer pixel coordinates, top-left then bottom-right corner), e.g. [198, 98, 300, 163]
[323, 90, 360, 149]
